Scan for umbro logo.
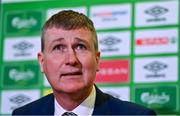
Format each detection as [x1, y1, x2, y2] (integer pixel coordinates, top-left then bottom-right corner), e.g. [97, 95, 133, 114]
[145, 5, 168, 22]
[145, 5, 168, 18]
[13, 41, 33, 56]
[144, 61, 168, 78]
[100, 36, 121, 52]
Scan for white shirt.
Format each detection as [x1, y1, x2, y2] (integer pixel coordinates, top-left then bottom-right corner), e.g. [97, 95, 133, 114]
[54, 86, 96, 116]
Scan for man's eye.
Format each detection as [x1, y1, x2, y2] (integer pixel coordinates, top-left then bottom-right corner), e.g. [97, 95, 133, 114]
[53, 44, 65, 51]
[76, 44, 87, 50]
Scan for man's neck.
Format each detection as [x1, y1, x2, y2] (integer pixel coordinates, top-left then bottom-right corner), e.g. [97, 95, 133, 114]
[53, 86, 93, 111]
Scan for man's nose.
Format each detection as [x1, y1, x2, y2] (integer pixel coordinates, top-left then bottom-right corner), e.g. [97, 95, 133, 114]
[65, 48, 78, 66]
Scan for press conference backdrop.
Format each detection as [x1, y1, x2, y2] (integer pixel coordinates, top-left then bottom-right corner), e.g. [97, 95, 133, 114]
[0, 0, 179, 115]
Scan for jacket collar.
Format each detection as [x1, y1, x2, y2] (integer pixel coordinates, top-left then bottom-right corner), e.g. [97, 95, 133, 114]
[50, 85, 111, 115]
[42, 93, 55, 115]
[92, 85, 111, 115]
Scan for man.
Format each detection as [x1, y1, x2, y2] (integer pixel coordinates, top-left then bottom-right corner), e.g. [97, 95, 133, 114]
[12, 10, 156, 115]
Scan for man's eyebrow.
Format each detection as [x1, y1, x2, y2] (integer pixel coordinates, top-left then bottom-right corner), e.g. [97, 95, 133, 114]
[50, 37, 90, 46]
[74, 37, 89, 44]
[51, 38, 65, 43]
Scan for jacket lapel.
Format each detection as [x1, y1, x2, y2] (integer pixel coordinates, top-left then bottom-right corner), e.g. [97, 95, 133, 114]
[92, 86, 111, 115]
[40, 93, 54, 115]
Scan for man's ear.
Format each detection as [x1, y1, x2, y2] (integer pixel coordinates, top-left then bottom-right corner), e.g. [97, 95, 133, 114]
[37, 52, 45, 72]
[96, 52, 100, 71]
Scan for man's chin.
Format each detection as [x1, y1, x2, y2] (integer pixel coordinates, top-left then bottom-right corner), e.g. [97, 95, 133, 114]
[56, 84, 85, 94]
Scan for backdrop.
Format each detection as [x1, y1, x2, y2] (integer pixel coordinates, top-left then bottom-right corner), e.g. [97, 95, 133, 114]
[0, 0, 179, 115]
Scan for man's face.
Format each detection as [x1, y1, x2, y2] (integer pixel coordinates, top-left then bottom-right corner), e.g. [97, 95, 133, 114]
[38, 27, 100, 94]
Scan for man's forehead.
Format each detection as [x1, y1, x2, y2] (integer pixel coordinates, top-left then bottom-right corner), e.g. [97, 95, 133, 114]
[45, 27, 90, 33]
[45, 27, 92, 40]
[50, 37, 88, 43]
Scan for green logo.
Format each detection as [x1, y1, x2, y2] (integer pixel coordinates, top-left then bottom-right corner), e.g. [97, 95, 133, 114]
[140, 90, 170, 106]
[3, 64, 40, 87]
[5, 10, 43, 36]
[135, 86, 177, 113]
[9, 69, 34, 81]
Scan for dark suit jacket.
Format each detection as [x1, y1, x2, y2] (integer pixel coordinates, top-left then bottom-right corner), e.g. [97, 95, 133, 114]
[12, 87, 156, 115]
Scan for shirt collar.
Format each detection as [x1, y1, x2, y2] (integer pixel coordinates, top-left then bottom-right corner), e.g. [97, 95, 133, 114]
[54, 85, 96, 116]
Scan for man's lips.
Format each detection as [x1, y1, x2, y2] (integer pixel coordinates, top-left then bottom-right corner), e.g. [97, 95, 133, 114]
[61, 71, 82, 76]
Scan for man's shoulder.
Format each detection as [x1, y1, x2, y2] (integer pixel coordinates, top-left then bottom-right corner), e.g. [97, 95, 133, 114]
[106, 93, 156, 115]
[95, 87, 156, 115]
[12, 93, 54, 115]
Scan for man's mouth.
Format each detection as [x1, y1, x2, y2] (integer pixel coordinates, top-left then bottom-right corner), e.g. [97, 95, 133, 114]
[61, 71, 82, 76]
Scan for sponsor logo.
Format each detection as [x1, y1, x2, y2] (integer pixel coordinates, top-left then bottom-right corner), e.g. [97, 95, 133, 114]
[136, 37, 176, 46]
[12, 16, 37, 29]
[10, 94, 31, 110]
[3, 64, 39, 87]
[93, 11, 127, 17]
[135, 28, 178, 54]
[13, 41, 34, 57]
[100, 35, 121, 52]
[1, 90, 40, 114]
[135, 86, 177, 112]
[5, 10, 42, 35]
[99, 67, 128, 76]
[9, 69, 34, 81]
[144, 61, 168, 78]
[3, 37, 41, 61]
[90, 4, 131, 29]
[96, 59, 129, 83]
[141, 91, 169, 105]
[134, 57, 178, 83]
[145, 6, 168, 22]
[98, 31, 130, 57]
[92, 11, 127, 22]
[135, 1, 178, 27]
